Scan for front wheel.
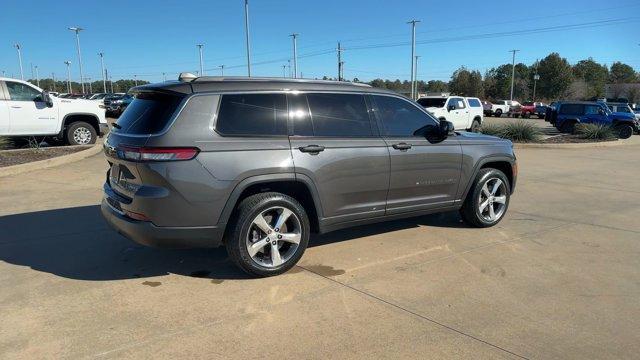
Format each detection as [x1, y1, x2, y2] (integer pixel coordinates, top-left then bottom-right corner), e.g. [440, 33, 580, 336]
[460, 168, 510, 228]
[225, 192, 310, 277]
[65, 121, 97, 145]
[615, 124, 634, 139]
[468, 120, 480, 133]
[494, 109, 502, 118]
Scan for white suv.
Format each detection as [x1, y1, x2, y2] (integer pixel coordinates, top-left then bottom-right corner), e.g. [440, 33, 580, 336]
[417, 96, 483, 132]
[0, 77, 108, 145]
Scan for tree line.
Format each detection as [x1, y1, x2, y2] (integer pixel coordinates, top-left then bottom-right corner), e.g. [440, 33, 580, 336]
[23, 78, 150, 94]
[367, 52, 639, 102]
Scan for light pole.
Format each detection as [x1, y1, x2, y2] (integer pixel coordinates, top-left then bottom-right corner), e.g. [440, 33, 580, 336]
[134, 75, 138, 86]
[162, 72, 166, 82]
[337, 42, 344, 81]
[68, 27, 85, 93]
[509, 49, 519, 102]
[14, 44, 24, 80]
[287, 59, 291, 78]
[407, 19, 420, 100]
[219, 65, 225, 76]
[244, 0, 252, 77]
[290, 33, 299, 78]
[414, 55, 421, 98]
[34, 65, 40, 87]
[64, 61, 72, 93]
[98, 52, 106, 93]
[196, 44, 204, 76]
[282, 64, 287, 78]
[85, 77, 93, 93]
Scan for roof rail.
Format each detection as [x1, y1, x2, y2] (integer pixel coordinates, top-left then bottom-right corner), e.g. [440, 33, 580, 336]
[188, 76, 371, 87]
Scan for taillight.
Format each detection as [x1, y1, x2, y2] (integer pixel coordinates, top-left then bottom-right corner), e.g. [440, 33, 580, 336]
[124, 209, 150, 222]
[118, 146, 200, 162]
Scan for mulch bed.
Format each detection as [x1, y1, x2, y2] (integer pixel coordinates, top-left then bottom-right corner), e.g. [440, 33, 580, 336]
[539, 135, 618, 144]
[0, 146, 91, 168]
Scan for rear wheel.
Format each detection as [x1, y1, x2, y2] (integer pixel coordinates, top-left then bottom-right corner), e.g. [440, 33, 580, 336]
[523, 112, 530, 118]
[469, 120, 481, 133]
[460, 168, 510, 228]
[494, 109, 502, 117]
[560, 121, 576, 134]
[225, 192, 310, 277]
[616, 124, 634, 139]
[65, 121, 97, 145]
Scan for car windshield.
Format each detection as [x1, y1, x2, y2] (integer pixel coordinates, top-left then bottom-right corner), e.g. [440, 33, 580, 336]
[416, 98, 447, 108]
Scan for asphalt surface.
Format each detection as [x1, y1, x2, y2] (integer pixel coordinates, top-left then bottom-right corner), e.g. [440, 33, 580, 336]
[1, 136, 640, 359]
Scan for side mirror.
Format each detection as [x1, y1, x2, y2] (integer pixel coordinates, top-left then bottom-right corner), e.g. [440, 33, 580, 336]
[440, 120, 454, 136]
[597, 108, 605, 115]
[447, 104, 456, 112]
[42, 91, 54, 108]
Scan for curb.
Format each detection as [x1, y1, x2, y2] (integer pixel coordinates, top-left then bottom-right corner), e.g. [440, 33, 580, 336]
[515, 137, 640, 149]
[0, 143, 102, 178]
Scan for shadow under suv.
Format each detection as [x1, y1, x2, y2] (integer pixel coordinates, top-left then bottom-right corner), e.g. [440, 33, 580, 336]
[101, 75, 517, 277]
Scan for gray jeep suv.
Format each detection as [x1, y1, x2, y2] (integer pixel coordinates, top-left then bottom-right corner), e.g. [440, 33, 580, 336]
[101, 76, 517, 277]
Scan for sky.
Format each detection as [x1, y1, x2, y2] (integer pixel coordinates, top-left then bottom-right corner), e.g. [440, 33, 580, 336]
[1, 0, 639, 85]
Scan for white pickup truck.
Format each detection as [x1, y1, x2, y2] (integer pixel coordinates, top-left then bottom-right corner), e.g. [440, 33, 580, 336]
[487, 100, 511, 117]
[416, 95, 484, 132]
[0, 77, 108, 145]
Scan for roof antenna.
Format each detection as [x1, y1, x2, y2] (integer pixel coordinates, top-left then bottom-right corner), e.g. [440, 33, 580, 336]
[178, 72, 197, 82]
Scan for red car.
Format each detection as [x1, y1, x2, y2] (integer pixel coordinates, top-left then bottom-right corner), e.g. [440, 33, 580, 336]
[521, 102, 545, 118]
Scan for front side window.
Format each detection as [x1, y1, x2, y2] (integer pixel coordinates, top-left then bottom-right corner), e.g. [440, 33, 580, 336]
[216, 93, 287, 136]
[373, 95, 438, 137]
[584, 105, 601, 115]
[6, 81, 41, 101]
[306, 93, 372, 137]
[449, 97, 466, 109]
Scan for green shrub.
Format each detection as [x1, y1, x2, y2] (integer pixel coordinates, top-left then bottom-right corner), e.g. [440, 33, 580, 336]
[0, 137, 10, 150]
[574, 123, 616, 140]
[480, 121, 542, 143]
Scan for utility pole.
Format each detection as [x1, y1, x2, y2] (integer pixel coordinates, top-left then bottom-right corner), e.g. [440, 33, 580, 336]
[30, 63, 34, 83]
[64, 60, 72, 93]
[219, 65, 225, 76]
[414, 55, 421, 98]
[52, 73, 56, 92]
[68, 27, 85, 93]
[407, 19, 420, 100]
[162, 72, 166, 82]
[196, 44, 204, 76]
[337, 41, 344, 81]
[244, 0, 252, 77]
[287, 59, 292, 78]
[98, 52, 106, 93]
[34, 65, 40, 87]
[14, 44, 24, 80]
[532, 59, 539, 102]
[282, 64, 287, 78]
[290, 33, 299, 78]
[134, 74, 138, 86]
[86, 77, 92, 93]
[509, 49, 519, 102]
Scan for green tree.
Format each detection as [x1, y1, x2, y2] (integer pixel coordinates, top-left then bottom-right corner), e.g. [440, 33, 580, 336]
[536, 53, 573, 99]
[448, 67, 484, 97]
[609, 62, 636, 83]
[572, 58, 608, 98]
[425, 80, 448, 92]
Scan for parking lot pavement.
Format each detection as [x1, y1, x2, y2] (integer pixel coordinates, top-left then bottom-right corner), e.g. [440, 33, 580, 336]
[1, 143, 640, 359]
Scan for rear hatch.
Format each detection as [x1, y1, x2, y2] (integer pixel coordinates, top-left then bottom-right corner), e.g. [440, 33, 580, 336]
[104, 91, 187, 204]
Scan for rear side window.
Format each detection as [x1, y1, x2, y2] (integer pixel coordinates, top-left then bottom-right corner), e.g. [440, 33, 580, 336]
[467, 98, 481, 107]
[113, 92, 184, 134]
[216, 94, 287, 136]
[306, 93, 372, 137]
[558, 104, 584, 115]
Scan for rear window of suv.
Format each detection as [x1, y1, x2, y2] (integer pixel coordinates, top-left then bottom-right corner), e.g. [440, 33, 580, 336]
[113, 92, 184, 134]
[558, 104, 584, 115]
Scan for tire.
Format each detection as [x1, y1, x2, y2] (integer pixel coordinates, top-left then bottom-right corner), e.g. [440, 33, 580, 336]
[65, 121, 97, 145]
[225, 192, 310, 277]
[468, 120, 480, 133]
[494, 109, 502, 118]
[616, 124, 633, 139]
[523, 112, 530, 119]
[460, 168, 511, 228]
[560, 121, 576, 134]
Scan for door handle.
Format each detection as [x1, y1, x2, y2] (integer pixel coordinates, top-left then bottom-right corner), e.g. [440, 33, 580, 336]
[11, 106, 22, 109]
[392, 142, 412, 150]
[299, 145, 325, 154]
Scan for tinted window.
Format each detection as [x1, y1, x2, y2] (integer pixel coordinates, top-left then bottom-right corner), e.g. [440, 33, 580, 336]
[449, 97, 466, 109]
[216, 94, 287, 136]
[467, 98, 481, 107]
[113, 92, 184, 134]
[373, 95, 438, 137]
[6, 81, 41, 101]
[307, 93, 372, 137]
[559, 104, 584, 115]
[417, 98, 446, 108]
[288, 93, 313, 136]
[584, 105, 601, 115]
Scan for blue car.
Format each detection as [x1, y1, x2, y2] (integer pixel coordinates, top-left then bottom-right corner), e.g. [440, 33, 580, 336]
[550, 101, 638, 139]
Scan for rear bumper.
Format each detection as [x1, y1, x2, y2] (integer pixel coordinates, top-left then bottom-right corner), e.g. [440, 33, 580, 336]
[101, 199, 224, 249]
